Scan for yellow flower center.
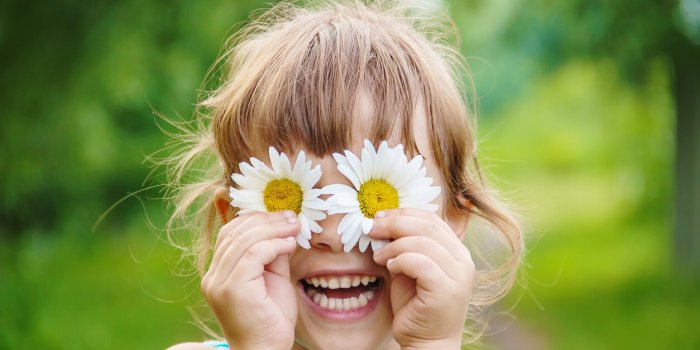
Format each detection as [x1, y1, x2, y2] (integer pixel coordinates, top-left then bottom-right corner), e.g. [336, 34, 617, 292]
[357, 179, 399, 218]
[263, 178, 303, 214]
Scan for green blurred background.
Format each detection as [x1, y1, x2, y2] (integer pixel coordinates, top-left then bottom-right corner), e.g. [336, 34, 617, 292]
[1, 1, 699, 349]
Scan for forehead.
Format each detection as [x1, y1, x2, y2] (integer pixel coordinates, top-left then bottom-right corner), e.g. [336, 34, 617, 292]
[292, 91, 439, 187]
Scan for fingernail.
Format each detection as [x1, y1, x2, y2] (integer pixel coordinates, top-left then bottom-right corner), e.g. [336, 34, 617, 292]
[374, 211, 386, 218]
[286, 236, 295, 241]
[387, 258, 395, 266]
[373, 248, 383, 258]
[282, 210, 296, 219]
[287, 216, 298, 224]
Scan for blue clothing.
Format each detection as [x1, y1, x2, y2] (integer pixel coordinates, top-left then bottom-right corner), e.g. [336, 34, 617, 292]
[203, 340, 229, 349]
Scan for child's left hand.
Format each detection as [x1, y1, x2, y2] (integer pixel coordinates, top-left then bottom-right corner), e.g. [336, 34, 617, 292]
[369, 208, 475, 350]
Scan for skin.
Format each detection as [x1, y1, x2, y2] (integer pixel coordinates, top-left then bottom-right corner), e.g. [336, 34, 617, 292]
[170, 96, 476, 350]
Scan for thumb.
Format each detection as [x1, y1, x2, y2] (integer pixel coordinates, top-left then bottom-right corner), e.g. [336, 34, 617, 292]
[267, 250, 292, 279]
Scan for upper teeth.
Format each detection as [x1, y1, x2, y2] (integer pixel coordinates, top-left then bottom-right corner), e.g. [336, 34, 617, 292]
[305, 275, 377, 289]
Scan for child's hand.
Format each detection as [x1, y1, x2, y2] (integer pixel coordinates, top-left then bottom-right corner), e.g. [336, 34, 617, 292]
[201, 210, 300, 350]
[369, 208, 475, 350]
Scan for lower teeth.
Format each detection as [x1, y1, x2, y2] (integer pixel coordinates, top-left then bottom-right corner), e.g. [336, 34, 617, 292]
[306, 289, 376, 311]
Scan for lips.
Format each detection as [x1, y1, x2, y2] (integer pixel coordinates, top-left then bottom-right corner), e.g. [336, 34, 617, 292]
[298, 273, 383, 320]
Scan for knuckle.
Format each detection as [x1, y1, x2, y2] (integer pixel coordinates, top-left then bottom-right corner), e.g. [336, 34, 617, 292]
[411, 236, 432, 249]
[230, 232, 253, 251]
[200, 277, 210, 294]
[242, 241, 268, 261]
[427, 222, 441, 233]
[388, 216, 399, 229]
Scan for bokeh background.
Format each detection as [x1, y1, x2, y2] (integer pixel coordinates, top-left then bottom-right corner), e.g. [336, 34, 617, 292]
[1, 0, 699, 349]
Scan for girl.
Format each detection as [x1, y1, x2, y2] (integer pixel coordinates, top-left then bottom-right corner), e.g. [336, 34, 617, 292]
[165, 1, 522, 349]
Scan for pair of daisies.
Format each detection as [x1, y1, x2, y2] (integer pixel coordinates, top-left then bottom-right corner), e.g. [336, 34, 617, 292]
[229, 140, 441, 253]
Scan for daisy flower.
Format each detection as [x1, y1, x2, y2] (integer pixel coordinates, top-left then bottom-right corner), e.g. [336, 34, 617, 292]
[229, 147, 327, 249]
[323, 140, 441, 253]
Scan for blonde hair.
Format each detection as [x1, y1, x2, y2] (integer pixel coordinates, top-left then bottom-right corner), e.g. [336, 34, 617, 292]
[162, 0, 523, 344]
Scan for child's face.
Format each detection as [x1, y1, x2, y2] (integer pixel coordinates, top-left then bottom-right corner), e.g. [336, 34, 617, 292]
[283, 96, 462, 350]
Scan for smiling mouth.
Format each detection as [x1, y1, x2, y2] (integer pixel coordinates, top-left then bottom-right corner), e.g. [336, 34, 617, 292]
[300, 274, 383, 311]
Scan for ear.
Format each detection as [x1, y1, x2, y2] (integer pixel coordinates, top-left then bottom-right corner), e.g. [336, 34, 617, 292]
[445, 195, 473, 241]
[214, 187, 236, 225]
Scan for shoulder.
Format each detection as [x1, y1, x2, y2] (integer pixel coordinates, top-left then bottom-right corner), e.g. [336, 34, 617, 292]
[166, 343, 214, 350]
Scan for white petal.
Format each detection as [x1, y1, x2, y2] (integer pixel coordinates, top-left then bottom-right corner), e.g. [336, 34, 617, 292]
[389, 156, 421, 187]
[239, 162, 269, 183]
[303, 197, 327, 211]
[344, 150, 365, 184]
[397, 178, 435, 198]
[361, 147, 373, 183]
[250, 157, 276, 179]
[269, 147, 292, 178]
[322, 184, 357, 197]
[375, 141, 389, 178]
[304, 188, 323, 200]
[395, 166, 427, 189]
[344, 226, 363, 253]
[296, 235, 311, 249]
[340, 213, 363, 244]
[327, 205, 360, 215]
[302, 207, 326, 221]
[278, 153, 294, 178]
[363, 139, 376, 154]
[400, 186, 441, 204]
[337, 165, 361, 190]
[338, 211, 362, 237]
[229, 188, 262, 203]
[299, 214, 312, 239]
[230, 173, 266, 190]
[292, 151, 307, 183]
[361, 217, 374, 234]
[358, 234, 371, 252]
[328, 194, 359, 208]
[306, 216, 323, 233]
[371, 238, 389, 252]
[301, 166, 322, 190]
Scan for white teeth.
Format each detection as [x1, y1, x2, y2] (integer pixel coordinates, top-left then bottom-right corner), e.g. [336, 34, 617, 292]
[304, 274, 380, 311]
[361, 276, 370, 286]
[307, 275, 377, 289]
[306, 288, 377, 311]
[358, 293, 368, 306]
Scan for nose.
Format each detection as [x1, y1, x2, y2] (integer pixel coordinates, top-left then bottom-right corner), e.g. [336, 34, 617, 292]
[310, 213, 346, 253]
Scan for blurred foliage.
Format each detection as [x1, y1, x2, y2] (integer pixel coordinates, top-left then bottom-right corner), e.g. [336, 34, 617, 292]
[0, 0, 698, 349]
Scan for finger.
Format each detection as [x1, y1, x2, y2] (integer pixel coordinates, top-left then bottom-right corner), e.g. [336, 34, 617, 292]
[369, 212, 467, 260]
[376, 208, 453, 232]
[209, 220, 299, 284]
[267, 252, 292, 280]
[215, 210, 296, 250]
[373, 236, 458, 280]
[209, 212, 297, 272]
[228, 236, 298, 284]
[386, 252, 449, 294]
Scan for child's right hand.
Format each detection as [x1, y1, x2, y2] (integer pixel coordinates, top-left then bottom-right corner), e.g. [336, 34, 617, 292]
[201, 210, 300, 350]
